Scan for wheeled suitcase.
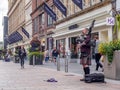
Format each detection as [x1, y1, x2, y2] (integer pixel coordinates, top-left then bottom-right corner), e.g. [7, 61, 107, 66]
[85, 73, 105, 83]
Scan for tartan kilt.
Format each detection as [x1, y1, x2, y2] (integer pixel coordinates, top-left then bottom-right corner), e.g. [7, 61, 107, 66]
[80, 54, 91, 65]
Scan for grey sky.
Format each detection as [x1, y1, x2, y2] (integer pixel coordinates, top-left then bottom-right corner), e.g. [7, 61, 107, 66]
[0, 0, 8, 42]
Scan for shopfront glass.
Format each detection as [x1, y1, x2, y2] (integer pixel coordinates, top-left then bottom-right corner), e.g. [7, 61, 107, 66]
[56, 39, 66, 58]
[69, 37, 78, 59]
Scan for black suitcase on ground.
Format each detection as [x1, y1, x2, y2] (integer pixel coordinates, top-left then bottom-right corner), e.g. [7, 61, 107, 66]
[85, 73, 105, 83]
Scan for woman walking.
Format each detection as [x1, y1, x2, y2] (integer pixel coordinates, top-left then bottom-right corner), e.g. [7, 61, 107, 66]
[18, 45, 26, 69]
[94, 35, 104, 72]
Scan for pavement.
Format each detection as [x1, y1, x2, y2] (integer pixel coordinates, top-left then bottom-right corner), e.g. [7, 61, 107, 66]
[0, 59, 120, 90]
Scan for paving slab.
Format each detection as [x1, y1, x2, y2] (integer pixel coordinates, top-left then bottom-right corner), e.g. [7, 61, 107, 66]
[0, 61, 120, 90]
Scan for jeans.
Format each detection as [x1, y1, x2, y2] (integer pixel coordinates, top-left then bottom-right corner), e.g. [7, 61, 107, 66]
[95, 53, 103, 70]
[20, 57, 25, 67]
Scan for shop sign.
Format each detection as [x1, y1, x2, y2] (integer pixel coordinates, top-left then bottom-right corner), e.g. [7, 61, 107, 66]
[68, 24, 79, 30]
[106, 17, 115, 26]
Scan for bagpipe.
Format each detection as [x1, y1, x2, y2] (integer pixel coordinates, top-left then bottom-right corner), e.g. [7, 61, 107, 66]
[76, 20, 96, 47]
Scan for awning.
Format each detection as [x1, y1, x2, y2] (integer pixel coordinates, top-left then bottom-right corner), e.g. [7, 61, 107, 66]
[72, 0, 83, 10]
[44, 3, 56, 21]
[21, 27, 30, 38]
[8, 31, 23, 44]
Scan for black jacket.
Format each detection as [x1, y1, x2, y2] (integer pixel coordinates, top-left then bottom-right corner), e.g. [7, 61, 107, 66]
[18, 48, 26, 58]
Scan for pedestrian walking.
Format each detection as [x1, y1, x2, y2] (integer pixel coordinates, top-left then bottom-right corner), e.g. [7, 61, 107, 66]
[66, 48, 71, 62]
[44, 49, 49, 62]
[94, 35, 104, 72]
[18, 45, 26, 69]
[52, 47, 59, 65]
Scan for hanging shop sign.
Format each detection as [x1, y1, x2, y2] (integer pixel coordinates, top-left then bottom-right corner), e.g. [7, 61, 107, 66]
[106, 17, 115, 26]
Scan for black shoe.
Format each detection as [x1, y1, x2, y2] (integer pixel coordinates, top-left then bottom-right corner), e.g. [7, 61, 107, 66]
[95, 69, 98, 71]
[21, 65, 24, 69]
[22, 65, 24, 68]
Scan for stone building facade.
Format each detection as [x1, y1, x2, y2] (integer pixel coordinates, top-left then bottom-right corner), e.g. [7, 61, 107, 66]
[52, 0, 113, 59]
[31, 0, 54, 52]
[7, 0, 32, 50]
[8, 0, 25, 49]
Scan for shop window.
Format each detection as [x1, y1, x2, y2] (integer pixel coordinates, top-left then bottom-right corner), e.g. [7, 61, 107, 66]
[56, 39, 66, 58]
[70, 37, 78, 59]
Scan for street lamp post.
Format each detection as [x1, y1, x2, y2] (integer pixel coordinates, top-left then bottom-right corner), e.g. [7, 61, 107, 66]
[41, 23, 47, 51]
[111, 0, 118, 40]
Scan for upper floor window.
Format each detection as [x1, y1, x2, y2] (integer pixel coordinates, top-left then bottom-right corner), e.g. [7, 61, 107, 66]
[36, 0, 39, 7]
[91, 0, 101, 5]
[83, 0, 91, 8]
[33, 17, 39, 34]
[39, 13, 45, 25]
[54, 0, 103, 21]
[54, 1, 64, 21]
[67, 0, 73, 16]
[47, 15, 53, 27]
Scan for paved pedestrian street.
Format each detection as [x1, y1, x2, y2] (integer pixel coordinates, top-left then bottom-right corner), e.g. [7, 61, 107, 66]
[0, 61, 120, 90]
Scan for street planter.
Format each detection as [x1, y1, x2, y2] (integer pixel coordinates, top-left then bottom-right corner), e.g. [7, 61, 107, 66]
[104, 51, 120, 80]
[99, 40, 120, 80]
[28, 52, 44, 65]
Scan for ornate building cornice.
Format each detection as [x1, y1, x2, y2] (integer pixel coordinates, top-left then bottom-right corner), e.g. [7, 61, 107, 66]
[55, 0, 111, 25]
